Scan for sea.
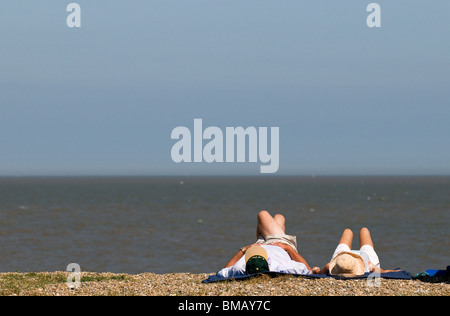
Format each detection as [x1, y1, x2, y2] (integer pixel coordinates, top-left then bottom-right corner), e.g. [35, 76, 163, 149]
[0, 176, 448, 275]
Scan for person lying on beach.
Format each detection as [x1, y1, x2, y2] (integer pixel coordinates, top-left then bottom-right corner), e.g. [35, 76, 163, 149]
[216, 210, 314, 278]
[312, 227, 401, 277]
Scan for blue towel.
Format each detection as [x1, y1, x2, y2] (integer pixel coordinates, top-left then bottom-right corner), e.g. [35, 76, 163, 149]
[202, 270, 412, 283]
[414, 266, 449, 280]
[425, 266, 449, 277]
[304, 270, 412, 280]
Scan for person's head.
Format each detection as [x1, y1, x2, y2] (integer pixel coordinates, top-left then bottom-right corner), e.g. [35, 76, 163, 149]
[329, 252, 365, 277]
[245, 246, 269, 275]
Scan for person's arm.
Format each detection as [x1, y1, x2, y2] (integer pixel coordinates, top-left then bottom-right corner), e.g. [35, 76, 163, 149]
[368, 262, 402, 274]
[224, 244, 258, 268]
[318, 263, 330, 274]
[271, 242, 313, 271]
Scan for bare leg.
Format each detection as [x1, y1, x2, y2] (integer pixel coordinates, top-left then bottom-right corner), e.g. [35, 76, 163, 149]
[359, 227, 374, 248]
[273, 214, 286, 233]
[338, 228, 353, 248]
[255, 210, 286, 239]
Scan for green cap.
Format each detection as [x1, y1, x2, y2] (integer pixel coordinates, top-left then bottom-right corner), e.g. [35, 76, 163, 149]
[245, 255, 269, 275]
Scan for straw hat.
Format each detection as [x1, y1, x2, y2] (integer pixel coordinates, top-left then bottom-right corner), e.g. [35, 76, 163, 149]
[329, 251, 366, 277]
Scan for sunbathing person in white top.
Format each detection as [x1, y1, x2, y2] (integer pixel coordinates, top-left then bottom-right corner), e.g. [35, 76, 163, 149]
[314, 227, 402, 276]
[216, 210, 314, 278]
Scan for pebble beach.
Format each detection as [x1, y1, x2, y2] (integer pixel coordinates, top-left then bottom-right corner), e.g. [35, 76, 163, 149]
[0, 272, 448, 296]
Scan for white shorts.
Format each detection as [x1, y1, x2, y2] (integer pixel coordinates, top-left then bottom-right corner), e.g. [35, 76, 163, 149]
[331, 244, 380, 271]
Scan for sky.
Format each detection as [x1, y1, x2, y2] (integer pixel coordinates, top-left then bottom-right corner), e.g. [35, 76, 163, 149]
[0, 1, 449, 176]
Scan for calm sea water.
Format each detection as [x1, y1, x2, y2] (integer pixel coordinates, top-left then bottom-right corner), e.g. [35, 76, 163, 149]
[0, 176, 448, 275]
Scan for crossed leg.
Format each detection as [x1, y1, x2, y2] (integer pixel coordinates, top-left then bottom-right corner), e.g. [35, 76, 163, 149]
[255, 210, 286, 240]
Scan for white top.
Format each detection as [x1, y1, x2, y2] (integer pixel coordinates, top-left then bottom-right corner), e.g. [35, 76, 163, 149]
[216, 245, 311, 278]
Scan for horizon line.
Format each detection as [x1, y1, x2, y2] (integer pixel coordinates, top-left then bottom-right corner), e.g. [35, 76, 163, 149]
[0, 174, 448, 178]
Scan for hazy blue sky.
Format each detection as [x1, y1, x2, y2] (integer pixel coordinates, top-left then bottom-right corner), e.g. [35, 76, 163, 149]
[0, 1, 449, 176]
